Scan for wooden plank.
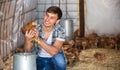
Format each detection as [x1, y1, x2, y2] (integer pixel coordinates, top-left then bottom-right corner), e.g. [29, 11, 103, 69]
[79, 0, 85, 37]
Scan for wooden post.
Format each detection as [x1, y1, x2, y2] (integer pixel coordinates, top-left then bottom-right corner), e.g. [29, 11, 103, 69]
[79, 0, 85, 37]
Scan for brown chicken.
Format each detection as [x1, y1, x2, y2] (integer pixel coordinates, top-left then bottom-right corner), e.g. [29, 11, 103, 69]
[94, 52, 106, 61]
[21, 20, 37, 34]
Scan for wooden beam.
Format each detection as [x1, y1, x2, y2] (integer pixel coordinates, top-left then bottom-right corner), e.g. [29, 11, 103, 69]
[79, 0, 85, 37]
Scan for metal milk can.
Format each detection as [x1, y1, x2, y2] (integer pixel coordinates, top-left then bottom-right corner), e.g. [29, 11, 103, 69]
[64, 19, 74, 40]
[13, 53, 37, 70]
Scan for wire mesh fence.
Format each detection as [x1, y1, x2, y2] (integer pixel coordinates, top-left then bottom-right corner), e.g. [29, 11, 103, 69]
[0, 0, 37, 61]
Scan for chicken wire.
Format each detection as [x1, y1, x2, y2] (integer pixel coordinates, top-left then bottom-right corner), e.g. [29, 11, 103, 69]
[0, 0, 38, 61]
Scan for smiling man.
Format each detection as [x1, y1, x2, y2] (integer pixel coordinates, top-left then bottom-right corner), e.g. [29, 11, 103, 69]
[24, 6, 67, 70]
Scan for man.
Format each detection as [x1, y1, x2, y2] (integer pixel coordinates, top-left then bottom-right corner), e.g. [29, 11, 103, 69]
[24, 6, 66, 70]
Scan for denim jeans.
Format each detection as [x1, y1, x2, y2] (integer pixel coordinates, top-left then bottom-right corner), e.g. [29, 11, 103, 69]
[36, 57, 54, 70]
[36, 52, 67, 70]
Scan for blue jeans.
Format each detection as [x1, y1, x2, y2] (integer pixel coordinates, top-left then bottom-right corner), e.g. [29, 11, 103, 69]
[36, 52, 67, 70]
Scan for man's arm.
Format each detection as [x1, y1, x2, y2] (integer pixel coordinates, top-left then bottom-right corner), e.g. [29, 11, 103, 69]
[35, 37, 64, 56]
[24, 38, 33, 52]
[24, 30, 35, 52]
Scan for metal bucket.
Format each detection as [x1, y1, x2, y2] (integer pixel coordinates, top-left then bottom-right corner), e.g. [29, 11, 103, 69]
[64, 19, 74, 40]
[13, 53, 37, 70]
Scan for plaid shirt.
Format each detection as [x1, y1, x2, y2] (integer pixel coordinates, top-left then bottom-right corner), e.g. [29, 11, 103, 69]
[32, 23, 65, 54]
[37, 23, 65, 45]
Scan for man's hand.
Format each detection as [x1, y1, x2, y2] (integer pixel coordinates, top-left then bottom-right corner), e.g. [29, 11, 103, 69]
[25, 29, 36, 42]
[33, 28, 39, 38]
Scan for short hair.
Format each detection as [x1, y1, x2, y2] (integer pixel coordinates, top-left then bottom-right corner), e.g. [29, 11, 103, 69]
[46, 6, 62, 19]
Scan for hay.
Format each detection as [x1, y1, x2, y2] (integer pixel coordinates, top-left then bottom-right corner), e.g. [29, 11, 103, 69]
[2, 48, 120, 70]
[0, 55, 4, 70]
[67, 48, 120, 70]
[3, 56, 13, 70]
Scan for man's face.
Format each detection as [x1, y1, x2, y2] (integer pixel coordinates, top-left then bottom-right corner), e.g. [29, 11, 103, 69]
[43, 12, 59, 27]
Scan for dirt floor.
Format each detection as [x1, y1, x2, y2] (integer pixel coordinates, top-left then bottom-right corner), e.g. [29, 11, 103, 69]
[67, 48, 120, 70]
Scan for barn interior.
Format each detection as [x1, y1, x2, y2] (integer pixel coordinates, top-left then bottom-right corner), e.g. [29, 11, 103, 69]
[0, 0, 120, 70]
